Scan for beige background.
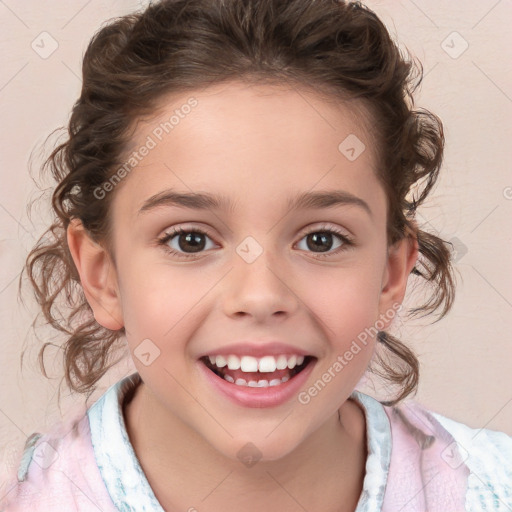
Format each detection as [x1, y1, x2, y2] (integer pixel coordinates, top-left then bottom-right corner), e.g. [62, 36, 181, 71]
[1, 0, 511, 482]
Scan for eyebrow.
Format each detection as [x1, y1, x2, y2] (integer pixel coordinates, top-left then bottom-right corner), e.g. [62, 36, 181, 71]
[286, 190, 372, 216]
[137, 189, 371, 217]
[138, 190, 234, 216]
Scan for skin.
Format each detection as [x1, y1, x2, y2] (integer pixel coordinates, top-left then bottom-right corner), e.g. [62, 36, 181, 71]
[67, 81, 418, 512]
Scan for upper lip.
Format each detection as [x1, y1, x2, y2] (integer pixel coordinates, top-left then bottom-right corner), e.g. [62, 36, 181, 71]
[198, 341, 314, 359]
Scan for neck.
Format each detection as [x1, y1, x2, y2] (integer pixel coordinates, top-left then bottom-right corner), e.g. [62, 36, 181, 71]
[123, 380, 367, 512]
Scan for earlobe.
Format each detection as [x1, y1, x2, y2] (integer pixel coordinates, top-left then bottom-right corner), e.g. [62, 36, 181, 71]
[66, 218, 124, 330]
[379, 234, 419, 316]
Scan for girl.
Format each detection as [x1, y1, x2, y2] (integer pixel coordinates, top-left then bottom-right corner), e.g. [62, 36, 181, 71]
[2, 0, 511, 510]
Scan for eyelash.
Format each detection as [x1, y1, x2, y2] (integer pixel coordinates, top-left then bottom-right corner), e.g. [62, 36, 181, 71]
[156, 224, 354, 260]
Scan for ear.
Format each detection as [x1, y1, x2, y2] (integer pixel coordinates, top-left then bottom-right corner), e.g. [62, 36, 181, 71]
[67, 218, 124, 330]
[378, 233, 419, 322]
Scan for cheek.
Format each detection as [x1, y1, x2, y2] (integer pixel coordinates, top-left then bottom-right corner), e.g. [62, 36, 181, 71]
[297, 262, 385, 337]
[118, 257, 207, 333]
[117, 260, 221, 379]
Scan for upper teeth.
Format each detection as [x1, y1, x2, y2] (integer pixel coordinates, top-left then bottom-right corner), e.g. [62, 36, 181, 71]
[208, 354, 305, 372]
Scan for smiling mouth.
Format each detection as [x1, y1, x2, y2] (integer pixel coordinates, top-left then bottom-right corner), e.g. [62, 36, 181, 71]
[199, 355, 315, 388]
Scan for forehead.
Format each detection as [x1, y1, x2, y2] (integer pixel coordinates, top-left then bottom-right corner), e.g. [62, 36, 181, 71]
[113, 80, 382, 217]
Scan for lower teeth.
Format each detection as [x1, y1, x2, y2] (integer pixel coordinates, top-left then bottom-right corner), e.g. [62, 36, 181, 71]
[224, 374, 290, 387]
[202, 356, 311, 387]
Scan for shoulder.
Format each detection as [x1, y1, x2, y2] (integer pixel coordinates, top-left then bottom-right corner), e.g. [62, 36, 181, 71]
[1, 374, 144, 512]
[385, 398, 512, 511]
[431, 410, 512, 510]
[0, 406, 116, 511]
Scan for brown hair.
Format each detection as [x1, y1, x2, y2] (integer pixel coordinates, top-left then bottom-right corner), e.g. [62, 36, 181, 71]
[21, 0, 454, 405]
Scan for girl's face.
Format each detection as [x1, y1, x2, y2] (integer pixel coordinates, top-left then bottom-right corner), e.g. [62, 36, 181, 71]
[84, 81, 414, 462]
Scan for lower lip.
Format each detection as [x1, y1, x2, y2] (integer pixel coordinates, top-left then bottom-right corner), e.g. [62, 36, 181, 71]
[197, 358, 316, 408]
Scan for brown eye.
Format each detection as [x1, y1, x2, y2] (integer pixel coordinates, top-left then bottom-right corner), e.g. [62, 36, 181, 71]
[297, 231, 345, 253]
[305, 232, 337, 252]
[174, 231, 207, 253]
[295, 227, 352, 258]
[159, 227, 217, 258]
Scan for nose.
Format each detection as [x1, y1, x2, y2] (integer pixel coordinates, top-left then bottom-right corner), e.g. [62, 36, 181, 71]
[222, 248, 300, 323]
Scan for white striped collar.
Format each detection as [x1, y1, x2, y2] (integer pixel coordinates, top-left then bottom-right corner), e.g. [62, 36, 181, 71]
[87, 373, 391, 511]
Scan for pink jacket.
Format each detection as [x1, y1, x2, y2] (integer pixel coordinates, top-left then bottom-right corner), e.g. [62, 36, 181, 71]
[1, 373, 511, 511]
